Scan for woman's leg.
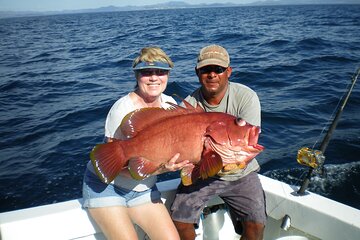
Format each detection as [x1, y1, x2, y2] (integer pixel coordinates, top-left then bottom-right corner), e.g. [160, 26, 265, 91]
[129, 201, 180, 240]
[89, 206, 137, 240]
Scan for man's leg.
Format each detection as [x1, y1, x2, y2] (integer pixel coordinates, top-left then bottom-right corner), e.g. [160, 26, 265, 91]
[171, 178, 221, 240]
[223, 172, 267, 240]
[173, 221, 196, 240]
[241, 221, 265, 240]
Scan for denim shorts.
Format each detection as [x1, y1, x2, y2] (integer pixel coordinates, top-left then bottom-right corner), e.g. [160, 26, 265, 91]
[170, 172, 267, 225]
[82, 169, 161, 208]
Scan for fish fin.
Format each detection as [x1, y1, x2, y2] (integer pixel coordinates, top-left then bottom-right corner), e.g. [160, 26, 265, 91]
[119, 100, 202, 139]
[169, 95, 204, 113]
[199, 149, 223, 179]
[195, 104, 204, 112]
[128, 157, 159, 180]
[90, 141, 127, 184]
[118, 108, 162, 139]
[181, 149, 223, 186]
[165, 101, 192, 113]
[166, 99, 203, 113]
[182, 100, 204, 112]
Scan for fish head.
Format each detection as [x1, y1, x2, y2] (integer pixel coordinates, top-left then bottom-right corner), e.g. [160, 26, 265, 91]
[227, 118, 263, 149]
[205, 118, 264, 171]
[205, 118, 263, 150]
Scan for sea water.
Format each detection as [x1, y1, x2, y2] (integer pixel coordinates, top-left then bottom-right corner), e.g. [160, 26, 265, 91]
[0, 4, 359, 212]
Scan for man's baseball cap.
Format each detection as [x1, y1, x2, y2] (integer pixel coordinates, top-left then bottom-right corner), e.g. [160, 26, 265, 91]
[196, 45, 230, 69]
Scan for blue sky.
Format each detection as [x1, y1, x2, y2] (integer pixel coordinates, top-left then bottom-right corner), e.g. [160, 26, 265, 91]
[0, 0, 352, 12]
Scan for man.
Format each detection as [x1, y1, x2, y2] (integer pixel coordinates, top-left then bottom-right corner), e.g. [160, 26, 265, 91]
[170, 44, 266, 240]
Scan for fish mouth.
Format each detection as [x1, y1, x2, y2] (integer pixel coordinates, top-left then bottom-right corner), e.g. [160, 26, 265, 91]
[253, 144, 264, 151]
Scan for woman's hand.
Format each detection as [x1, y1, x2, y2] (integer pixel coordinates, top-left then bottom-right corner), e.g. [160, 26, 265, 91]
[154, 153, 194, 175]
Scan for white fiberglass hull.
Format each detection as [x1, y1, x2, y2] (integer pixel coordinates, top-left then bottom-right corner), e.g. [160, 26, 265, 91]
[1, 175, 359, 240]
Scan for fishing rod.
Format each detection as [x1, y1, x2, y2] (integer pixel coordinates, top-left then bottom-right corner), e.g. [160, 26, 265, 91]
[296, 67, 360, 195]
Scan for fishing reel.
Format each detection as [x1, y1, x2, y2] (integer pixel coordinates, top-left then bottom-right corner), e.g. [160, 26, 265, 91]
[297, 147, 325, 173]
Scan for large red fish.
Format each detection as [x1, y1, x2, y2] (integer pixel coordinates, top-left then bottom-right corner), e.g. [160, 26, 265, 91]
[90, 101, 264, 185]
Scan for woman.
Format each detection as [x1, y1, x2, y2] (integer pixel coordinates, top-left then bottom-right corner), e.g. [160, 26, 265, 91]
[83, 47, 191, 240]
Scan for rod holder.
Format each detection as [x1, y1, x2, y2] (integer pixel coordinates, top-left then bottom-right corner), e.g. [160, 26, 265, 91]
[280, 214, 291, 231]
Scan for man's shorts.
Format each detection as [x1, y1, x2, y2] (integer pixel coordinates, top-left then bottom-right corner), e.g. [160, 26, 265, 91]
[82, 169, 161, 208]
[170, 171, 267, 225]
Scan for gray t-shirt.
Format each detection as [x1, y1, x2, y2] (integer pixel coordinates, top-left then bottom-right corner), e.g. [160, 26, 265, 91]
[184, 82, 261, 181]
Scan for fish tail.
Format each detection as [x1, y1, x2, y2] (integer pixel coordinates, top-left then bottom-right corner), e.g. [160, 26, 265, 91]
[90, 141, 126, 184]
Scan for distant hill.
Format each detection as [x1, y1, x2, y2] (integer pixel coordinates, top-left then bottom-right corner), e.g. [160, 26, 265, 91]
[250, 0, 359, 5]
[1, 0, 359, 19]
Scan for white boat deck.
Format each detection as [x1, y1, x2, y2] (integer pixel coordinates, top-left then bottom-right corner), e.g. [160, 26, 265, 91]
[1, 175, 360, 240]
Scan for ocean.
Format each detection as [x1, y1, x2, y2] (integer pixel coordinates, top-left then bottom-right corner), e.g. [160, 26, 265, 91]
[0, 4, 359, 213]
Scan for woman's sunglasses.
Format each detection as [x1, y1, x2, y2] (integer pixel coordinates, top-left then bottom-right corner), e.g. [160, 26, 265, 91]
[138, 69, 169, 77]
